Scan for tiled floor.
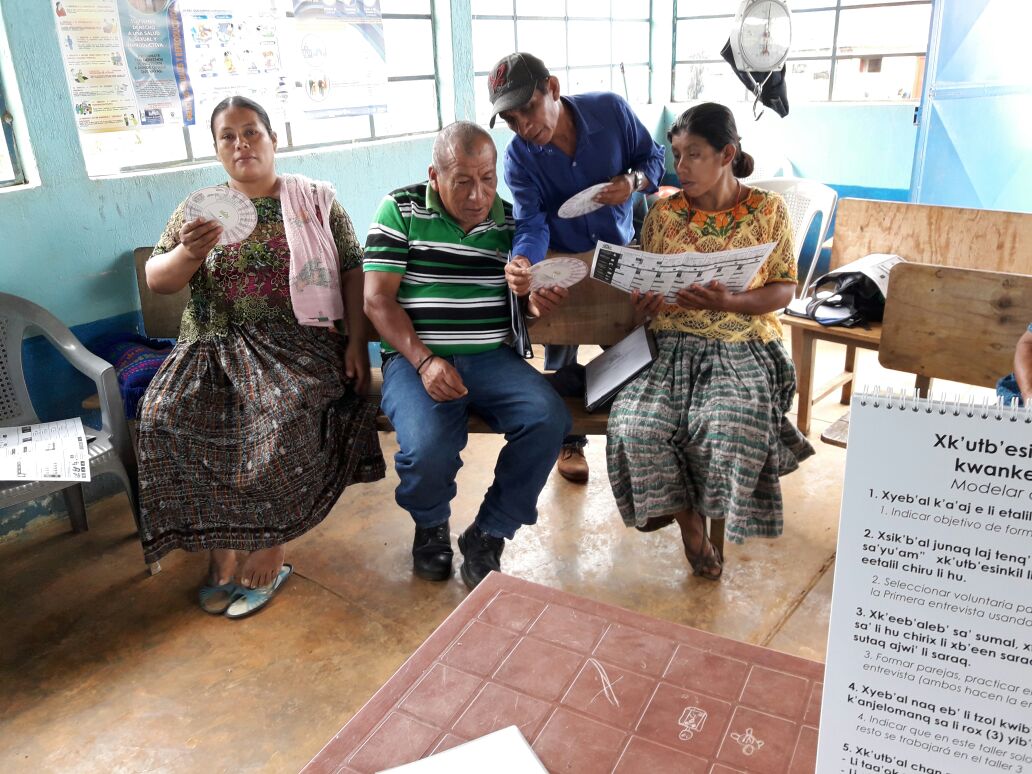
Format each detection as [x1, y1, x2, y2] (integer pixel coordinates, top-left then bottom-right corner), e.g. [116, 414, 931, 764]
[0, 343, 995, 772]
[305, 575, 824, 774]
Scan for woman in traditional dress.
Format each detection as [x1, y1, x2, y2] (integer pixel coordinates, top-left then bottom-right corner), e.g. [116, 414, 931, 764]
[608, 102, 814, 580]
[139, 96, 385, 617]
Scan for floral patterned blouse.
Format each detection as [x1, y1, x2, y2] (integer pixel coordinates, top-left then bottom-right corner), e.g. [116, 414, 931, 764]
[151, 184, 362, 343]
[643, 187, 796, 343]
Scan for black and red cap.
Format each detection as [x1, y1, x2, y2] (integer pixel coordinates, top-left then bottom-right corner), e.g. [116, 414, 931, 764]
[487, 52, 550, 128]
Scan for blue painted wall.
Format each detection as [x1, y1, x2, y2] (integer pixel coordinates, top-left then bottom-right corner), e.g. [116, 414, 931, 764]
[910, 0, 1031, 212]
[0, 0, 921, 538]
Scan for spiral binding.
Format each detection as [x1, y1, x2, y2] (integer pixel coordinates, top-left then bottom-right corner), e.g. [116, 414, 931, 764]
[855, 386, 1032, 423]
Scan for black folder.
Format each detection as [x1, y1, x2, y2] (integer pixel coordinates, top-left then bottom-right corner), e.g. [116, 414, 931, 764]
[584, 325, 658, 412]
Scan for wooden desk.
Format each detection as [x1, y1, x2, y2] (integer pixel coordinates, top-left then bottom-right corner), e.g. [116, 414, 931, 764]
[787, 199, 1032, 436]
[782, 315, 882, 435]
[303, 574, 824, 773]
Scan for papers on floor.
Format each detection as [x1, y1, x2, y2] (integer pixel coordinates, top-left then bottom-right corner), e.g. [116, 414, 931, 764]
[0, 418, 91, 482]
[585, 325, 658, 412]
[590, 240, 775, 301]
[378, 726, 547, 773]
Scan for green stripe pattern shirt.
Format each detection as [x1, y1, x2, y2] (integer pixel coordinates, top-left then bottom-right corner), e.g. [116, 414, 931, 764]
[364, 182, 515, 356]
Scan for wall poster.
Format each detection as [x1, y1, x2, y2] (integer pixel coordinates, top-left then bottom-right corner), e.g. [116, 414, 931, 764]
[54, 0, 389, 134]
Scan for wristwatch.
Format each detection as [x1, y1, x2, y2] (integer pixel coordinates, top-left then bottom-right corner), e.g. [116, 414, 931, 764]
[631, 169, 646, 192]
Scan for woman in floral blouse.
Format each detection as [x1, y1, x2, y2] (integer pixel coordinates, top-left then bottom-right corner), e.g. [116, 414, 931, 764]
[608, 103, 814, 580]
[138, 96, 384, 617]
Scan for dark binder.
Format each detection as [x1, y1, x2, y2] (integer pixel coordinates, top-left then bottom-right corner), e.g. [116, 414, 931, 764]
[584, 325, 658, 413]
[506, 253, 533, 359]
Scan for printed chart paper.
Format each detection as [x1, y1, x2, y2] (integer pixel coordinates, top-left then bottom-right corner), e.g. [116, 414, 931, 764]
[0, 418, 91, 482]
[590, 241, 775, 301]
[817, 393, 1032, 774]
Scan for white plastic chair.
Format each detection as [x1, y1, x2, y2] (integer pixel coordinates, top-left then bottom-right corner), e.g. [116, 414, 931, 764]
[748, 176, 838, 298]
[0, 292, 149, 568]
[742, 155, 792, 185]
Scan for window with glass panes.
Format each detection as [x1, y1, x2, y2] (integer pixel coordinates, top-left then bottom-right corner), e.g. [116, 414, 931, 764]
[0, 73, 23, 187]
[77, 0, 440, 178]
[471, 0, 653, 126]
[672, 0, 931, 103]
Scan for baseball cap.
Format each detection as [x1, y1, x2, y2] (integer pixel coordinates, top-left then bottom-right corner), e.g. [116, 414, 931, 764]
[487, 52, 550, 128]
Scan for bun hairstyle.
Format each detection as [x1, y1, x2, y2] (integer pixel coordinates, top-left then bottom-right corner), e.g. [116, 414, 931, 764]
[668, 102, 755, 179]
[209, 95, 274, 139]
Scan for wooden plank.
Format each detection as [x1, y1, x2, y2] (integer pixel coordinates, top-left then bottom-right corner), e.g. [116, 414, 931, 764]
[829, 199, 1032, 274]
[134, 246, 189, 339]
[526, 250, 638, 346]
[880, 264, 1032, 388]
[812, 370, 855, 404]
[820, 411, 850, 449]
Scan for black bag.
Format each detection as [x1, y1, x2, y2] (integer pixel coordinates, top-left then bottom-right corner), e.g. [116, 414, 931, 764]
[805, 272, 886, 328]
[720, 41, 790, 118]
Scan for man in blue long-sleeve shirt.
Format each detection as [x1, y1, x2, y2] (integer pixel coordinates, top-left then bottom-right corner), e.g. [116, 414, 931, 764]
[488, 51, 666, 483]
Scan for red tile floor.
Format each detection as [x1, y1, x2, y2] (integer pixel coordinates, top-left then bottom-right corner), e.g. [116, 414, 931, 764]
[303, 573, 824, 773]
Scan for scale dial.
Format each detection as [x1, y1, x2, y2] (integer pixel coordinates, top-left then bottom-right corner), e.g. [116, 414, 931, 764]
[736, 0, 792, 72]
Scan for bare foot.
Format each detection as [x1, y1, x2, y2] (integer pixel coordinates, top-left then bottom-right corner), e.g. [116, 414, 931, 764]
[674, 511, 723, 580]
[209, 548, 239, 586]
[238, 545, 286, 589]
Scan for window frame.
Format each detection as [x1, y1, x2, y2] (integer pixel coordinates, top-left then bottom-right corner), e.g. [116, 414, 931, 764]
[471, 1, 655, 105]
[0, 70, 25, 187]
[96, 5, 442, 177]
[671, 0, 932, 103]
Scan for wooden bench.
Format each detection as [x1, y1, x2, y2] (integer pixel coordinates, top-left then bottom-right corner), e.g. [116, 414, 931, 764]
[133, 246, 725, 552]
[822, 263, 1032, 447]
[783, 199, 1032, 435]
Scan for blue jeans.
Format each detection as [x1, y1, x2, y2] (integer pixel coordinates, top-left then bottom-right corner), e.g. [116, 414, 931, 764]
[380, 346, 572, 539]
[544, 344, 586, 449]
[997, 374, 1024, 406]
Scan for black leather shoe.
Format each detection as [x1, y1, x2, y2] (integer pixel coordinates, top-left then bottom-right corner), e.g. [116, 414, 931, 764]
[412, 522, 453, 581]
[457, 523, 505, 590]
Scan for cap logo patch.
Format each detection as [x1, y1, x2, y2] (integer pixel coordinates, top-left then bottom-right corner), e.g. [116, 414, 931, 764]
[489, 62, 508, 92]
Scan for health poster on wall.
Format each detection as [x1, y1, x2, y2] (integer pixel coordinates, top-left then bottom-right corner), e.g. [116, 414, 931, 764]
[54, 0, 140, 131]
[56, 0, 388, 133]
[282, 0, 387, 121]
[116, 0, 183, 125]
[816, 393, 1032, 774]
[176, 1, 285, 129]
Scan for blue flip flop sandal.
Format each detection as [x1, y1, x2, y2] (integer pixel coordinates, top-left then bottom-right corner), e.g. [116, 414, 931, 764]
[198, 581, 245, 615]
[224, 564, 293, 620]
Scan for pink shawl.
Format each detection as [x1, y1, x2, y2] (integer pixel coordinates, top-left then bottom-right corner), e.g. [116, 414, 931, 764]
[280, 173, 344, 327]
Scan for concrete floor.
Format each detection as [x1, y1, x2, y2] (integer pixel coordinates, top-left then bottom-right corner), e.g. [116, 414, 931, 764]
[0, 343, 995, 773]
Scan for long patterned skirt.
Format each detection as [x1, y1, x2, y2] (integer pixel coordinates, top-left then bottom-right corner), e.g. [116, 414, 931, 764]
[606, 331, 814, 544]
[137, 320, 385, 564]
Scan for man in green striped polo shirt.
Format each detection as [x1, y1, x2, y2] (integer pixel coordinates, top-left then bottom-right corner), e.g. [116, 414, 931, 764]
[364, 121, 571, 590]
